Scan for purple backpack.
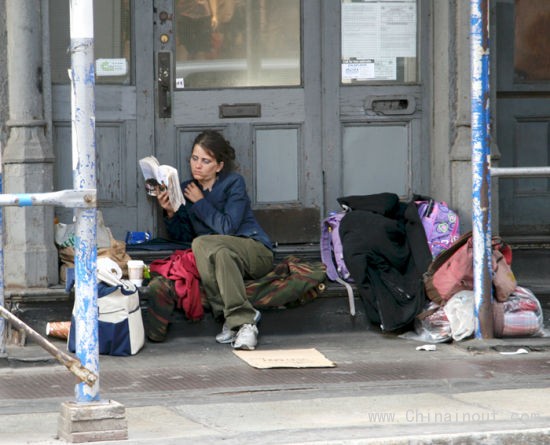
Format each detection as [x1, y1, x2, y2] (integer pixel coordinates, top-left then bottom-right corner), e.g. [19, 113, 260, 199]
[320, 211, 356, 315]
[416, 200, 460, 258]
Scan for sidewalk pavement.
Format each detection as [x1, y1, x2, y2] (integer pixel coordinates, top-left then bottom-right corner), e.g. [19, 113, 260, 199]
[2, 296, 550, 444]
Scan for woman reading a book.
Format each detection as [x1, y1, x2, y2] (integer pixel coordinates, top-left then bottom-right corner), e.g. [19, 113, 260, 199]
[154, 130, 273, 350]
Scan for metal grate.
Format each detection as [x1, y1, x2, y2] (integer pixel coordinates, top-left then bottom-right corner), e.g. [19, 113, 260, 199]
[2, 357, 550, 400]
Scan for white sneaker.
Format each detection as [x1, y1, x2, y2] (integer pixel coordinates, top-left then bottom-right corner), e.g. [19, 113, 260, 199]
[215, 310, 261, 344]
[215, 322, 236, 344]
[232, 324, 259, 350]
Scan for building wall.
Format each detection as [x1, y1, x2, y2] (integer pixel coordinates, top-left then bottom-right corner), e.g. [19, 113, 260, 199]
[431, 0, 499, 234]
[1, 1, 474, 221]
[431, 0, 475, 233]
[0, 1, 482, 288]
[0, 0, 8, 152]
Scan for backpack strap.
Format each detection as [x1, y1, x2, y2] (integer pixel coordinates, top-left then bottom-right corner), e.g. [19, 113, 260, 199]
[320, 213, 356, 316]
[335, 276, 356, 316]
[320, 215, 341, 281]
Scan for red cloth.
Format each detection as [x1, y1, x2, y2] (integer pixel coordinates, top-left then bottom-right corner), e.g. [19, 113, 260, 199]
[149, 249, 204, 321]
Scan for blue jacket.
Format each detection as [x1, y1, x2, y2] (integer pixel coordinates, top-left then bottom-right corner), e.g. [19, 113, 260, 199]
[164, 171, 273, 250]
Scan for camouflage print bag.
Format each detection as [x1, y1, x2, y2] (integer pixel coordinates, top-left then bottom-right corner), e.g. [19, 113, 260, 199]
[246, 256, 327, 308]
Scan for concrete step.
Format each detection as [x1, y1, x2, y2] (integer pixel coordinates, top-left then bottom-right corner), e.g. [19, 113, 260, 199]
[127, 240, 550, 292]
[5, 241, 357, 344]
[125, 242, 323, 265]
[6, 241, 550, 348]
[3, 296, 365, 360]
[11, 281, 550, 349]
[508, 244, 550, 293]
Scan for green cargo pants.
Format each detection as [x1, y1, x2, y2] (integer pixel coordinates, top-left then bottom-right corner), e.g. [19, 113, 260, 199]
[192, 235, 273, 330]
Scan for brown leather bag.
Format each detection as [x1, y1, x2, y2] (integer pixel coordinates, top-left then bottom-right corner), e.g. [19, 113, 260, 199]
[491, 248, 517, 302]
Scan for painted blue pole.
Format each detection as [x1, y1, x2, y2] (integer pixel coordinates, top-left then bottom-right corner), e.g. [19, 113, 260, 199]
[470, 0, 494, 338]
[70, 0, 99, 401]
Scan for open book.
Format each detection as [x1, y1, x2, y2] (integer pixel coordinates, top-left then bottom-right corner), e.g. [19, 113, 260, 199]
[139, 156, 185, 210]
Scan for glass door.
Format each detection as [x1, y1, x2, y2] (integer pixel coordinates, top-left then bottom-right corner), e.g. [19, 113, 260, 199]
[49, 0, 431, 244]
[323, 0, 430, 212]
[154, 0, 320, 244]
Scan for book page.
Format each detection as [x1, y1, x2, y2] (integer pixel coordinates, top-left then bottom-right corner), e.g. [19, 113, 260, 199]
[159, 165, 185, 209]
[167, 174, 185, 210]
[139, 156, 185, 209]
[139, 156, 160, 180]
[157, 164, 180, 190]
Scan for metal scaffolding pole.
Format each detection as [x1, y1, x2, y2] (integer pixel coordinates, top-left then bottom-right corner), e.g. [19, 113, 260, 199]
[0, 1, 126, 438]
[69, 0, 100, 402]
[470, 0, 493, 338]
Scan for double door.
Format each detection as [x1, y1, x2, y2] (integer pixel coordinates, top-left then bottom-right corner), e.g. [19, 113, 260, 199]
[51, 0, 430, 244]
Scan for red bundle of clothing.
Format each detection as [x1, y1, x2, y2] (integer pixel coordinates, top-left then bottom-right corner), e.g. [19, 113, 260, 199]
[149, 249, 204, 321]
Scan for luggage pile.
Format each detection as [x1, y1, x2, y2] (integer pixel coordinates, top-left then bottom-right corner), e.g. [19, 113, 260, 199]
[320, 193, 547, 342]
[415, 202, 545, 342]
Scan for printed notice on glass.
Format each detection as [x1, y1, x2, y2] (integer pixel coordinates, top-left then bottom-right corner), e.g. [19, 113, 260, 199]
[379, 1, 416, 57]
[373, 58, 396, 80]
[341, 0, 416, 81]
[341, 3, 378, 61]
[342, 60, 375, 81]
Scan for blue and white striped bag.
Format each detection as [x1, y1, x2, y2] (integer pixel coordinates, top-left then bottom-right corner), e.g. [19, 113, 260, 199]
[68, 281, 145, 356]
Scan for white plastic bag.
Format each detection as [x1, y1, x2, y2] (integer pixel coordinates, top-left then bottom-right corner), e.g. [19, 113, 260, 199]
[55, 210, 112, 248]
[444, 290, 475, 341]
[409, 301, 452, 343]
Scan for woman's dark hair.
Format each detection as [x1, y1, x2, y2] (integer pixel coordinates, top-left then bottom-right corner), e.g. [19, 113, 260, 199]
[193, 130, 236, 172]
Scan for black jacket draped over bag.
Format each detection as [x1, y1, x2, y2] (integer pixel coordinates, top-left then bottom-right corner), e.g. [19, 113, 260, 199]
[339, 193, 433, 332]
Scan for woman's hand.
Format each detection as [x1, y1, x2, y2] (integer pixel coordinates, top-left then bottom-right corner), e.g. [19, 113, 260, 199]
[157, 190, 175, 219]
[184, 182, 204, 203]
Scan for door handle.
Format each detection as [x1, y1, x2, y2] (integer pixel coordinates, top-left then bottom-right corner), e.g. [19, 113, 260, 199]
[158, 52, 171, 118]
